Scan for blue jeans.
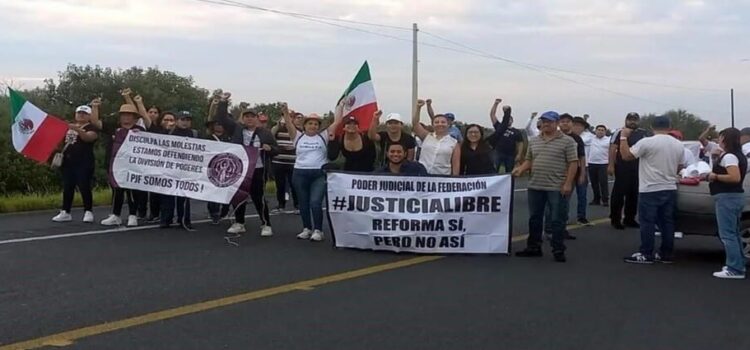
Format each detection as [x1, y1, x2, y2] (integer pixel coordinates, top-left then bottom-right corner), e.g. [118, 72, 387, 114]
[545, 193, 570, 234]
[494, 153, 515, 174]
[638, 190, 677, 259]
[713, 192, 746, 274]
[292, 168, 327, 231]
[528, 189, 566, 253]
[576, 175, 588, 220]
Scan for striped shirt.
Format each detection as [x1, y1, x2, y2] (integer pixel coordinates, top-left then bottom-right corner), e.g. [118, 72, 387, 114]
[273, 126, 296, 166]
[526, 131, 578, 191]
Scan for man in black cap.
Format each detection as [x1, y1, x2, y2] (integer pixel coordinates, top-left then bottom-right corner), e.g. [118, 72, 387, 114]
[608, 112, 651, 230]
[618, 116, 685, 264]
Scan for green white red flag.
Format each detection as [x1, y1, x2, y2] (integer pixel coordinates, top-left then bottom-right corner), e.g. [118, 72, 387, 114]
[9, 88, 69, 163]
[337, 61, 378, 132]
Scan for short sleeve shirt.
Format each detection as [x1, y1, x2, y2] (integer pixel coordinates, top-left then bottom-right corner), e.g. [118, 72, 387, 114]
[526, 132, 578, 191]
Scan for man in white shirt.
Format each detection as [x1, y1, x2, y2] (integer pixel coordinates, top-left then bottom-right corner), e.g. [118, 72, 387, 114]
[618, 116, 685, 264]
[588, 124, 610, 206]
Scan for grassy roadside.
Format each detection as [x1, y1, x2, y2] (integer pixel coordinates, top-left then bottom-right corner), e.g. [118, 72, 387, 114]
[0, 182, 280, 214]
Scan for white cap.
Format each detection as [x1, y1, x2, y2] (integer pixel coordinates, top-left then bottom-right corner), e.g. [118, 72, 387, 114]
[385, 113, 402, 123]
[75, 105, 92, 114]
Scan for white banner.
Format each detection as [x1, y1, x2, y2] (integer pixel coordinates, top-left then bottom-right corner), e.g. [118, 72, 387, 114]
[327, 173, 513, 254]
[110, 130, 257, 204]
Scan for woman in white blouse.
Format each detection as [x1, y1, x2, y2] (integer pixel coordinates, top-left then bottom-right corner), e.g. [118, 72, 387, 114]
[411, 99, 459, 175]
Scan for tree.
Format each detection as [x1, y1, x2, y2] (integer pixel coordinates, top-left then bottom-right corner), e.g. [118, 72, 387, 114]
[640, 109, 712, 140]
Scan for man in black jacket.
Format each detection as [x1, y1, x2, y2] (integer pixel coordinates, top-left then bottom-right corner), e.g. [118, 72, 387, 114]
[216, 100, 279, 237]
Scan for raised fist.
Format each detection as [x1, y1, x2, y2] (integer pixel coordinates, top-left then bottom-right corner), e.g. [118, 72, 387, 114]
[222, 92, 232, 101]
[374, 110, 383, 119]
[90, 97, 101, 107]
[133, 95, 143, 103]
[425, 99, 432, 105]
[121, 88, 132, 96]
[494, 98, 502, 104]
[417, 99, 425, 108]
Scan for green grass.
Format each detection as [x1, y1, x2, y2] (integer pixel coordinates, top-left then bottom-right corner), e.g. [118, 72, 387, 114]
[0, 182, 279, 214]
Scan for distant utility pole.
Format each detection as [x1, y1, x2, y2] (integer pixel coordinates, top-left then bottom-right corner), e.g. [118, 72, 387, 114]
[412, 23, 418, 121]
[730, 88, 735, 128]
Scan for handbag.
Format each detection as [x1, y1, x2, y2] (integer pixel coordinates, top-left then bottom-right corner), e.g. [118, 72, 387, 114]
[50, 143, 70, 169]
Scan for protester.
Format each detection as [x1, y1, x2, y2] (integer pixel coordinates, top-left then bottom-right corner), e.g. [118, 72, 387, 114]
[740, 127, 750, 168]
[489, 99, 523, 173]
[618, 116, 684, 264]
[588, 124, 610, 206]
[52, 101, 100, 223]
[707, 128, 748, 278]
[158, 111, 198, 230]
[412, 99, 459, 175]
[99, 103, 150, 227]
[426, 99, 462, 142]
[368, 111, 416, 166]
[453, 124, 495, 176]
[327, 115, 377, 172]
[218, 106, 279, 237]
[512, 111, 578, 262]
[201, 119, 231, 224]
[525, 112, 540, 138]
[142, 111, 176, 223]
[571, 116, 591, 226]
[667, 129, 697, 167]
[609, 112, 649, 230]
[270, 115, 300, 214]
[377, 143, 428, 175]
[699, 125, 722, 161]
[282, 103, 343, 242]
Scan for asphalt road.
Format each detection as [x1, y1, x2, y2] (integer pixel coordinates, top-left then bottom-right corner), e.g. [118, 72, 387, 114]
[1, 181, 748, 350]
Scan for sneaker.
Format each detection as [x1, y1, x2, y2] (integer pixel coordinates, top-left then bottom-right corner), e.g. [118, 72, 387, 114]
[297, 228, 312, 239]
[577, 218, 593, 226]
[654, 253, 673, 264]
[261, 225, 273, 237]
[83, 211, 94, 223]
[293, 209, 300, 215]
[146, 216, 161, 224]
[310, 230, 324, 242]
[52, 210, 72, 222]
[127, 215, 138, 227]
[100, 214, 122, 226]
[655, 231, 662, 237]
[553, 252, 566, 262]
[675, 231, 684, 239]
[713, 266, 746, 279]
[515, 249, 543, 257]
[624, 252, 654, 264]
[227, 223, 246, 234]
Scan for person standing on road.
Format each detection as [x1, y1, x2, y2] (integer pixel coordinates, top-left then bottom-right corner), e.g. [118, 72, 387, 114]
[512, 111, 578, 263]
[327, 115, 377, 172]
[412, 100, 460, 175]
[368, 111, 417, 166]
[740, 127, 750, 169]
[377, 143, 428, 176]
[619, 116, 685, 264]
[145, 111, 177, 223]
[572, 116, 592, 226]
[205, 118, 232, 224]
[160, 111, 198, 230]
[453, 124, 496, 176]
[270, 115, 301, 214]
[488, 98, 524, 174]
[282, 103, 343, 242]
[707, 128, 748, 279]
[220, 108, 279, 237]
[588, 124, 610, 206]
[52, 101, 100, 224]
[609, 112, 650, 230]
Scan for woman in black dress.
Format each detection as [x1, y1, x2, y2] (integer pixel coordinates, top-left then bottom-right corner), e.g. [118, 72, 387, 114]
[452, 124, 496, 176]
[327, 116, 376, 172]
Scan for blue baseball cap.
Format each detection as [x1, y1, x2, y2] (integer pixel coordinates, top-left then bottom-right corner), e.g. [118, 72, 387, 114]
[539, 111, 559, 121]
[444, 113, 456, 121]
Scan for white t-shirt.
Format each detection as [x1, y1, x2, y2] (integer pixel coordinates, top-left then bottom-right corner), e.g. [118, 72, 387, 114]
[629, 134, 685, 193]
[294, 130, 329, 169]
[742, 142, 750, 166]
[588, 136, 610, 165]
[242, 128, 264, 169]
[682, 148, 697, 168]
[719, 153, 739, 168]
[580, 131, 594, 164]
[418, 133, 457, 175]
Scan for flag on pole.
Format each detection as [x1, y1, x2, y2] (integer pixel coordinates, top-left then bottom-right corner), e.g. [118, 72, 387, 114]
[337, 61, 378, 132]
[9, 88, 69, 163]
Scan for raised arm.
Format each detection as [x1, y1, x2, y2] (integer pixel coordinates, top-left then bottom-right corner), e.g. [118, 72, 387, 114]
[208, 97, 220, 121]
[133, 95, 151, 129]
[698, 125, 715, 147]
[411, 99, 429, 140]
[525, 112, 539, 138]
[215, 92, 235, 131]
[494, 105, 512, 136]
[121, 88, 135, 107]
[368, 110, 383, 142]
[327, 101, 345, 140]
[89, 97, 102, 130]
[425, 98, 435, 119]
[490, 98, 502, 125]
[281, 103, 296, 140]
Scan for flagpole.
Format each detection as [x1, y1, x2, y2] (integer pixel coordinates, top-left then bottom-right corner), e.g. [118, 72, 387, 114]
[412, 23, 419, 122]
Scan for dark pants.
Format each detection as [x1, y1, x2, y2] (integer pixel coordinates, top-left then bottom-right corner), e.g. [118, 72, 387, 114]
[576, 175, 588, 221]
[545, 193, 571, 234]
[273, 163, 298, 209]
[528, 189, 566, 253]
[61, 165, 94, 212]
[208, 202, 230, 221]
[235, 167, 271, 226]
[588, 164, 609, 204]
[494, 152, 516, 174]
[112, 187, 145, 217]
[161, 195, 191, 226]
[137, 193, 148, 218]
[149, 192, 162, 219]
[610, 167, 638, 223]
[638, 190, 677, 259]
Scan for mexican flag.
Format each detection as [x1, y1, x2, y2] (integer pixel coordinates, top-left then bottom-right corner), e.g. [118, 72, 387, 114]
[9, 88, 69, 163]
[337, 61, 378, 132]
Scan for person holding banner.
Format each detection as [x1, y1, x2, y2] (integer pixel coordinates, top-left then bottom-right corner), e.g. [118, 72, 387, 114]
[159, 111, 198, 230]
[412, 100, 459, 176]
[99, 104, 150, 227]
[327, 115, 377, 172]
[218, 106, 279, 237]
[282, 103, 343, 242]
[377, 143, 428, 175]
[52, 100, 100, 223]
[205, 118, 232, 224]
[368, 110, 416, 166]
[143, 111, 177, 223]
[512, 111, 579, 262]
[453, 124, 496, 176]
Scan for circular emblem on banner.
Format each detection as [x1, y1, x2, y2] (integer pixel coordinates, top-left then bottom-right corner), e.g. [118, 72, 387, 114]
[18, 119, 34, 134]
[207, 153, 244, 188]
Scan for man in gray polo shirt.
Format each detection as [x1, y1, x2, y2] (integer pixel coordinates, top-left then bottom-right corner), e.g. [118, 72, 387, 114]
[512, 111, 579, 262]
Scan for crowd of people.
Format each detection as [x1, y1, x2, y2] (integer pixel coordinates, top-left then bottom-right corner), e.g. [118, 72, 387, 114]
[48, 90, 750, 278]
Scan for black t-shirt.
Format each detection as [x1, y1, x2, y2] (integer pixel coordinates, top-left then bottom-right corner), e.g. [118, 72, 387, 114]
[63, 124, 97, 168]
[567, 133, 586, 178]
[169, 127, 197, 138]
[377, 131, 416, 166]
[612, 128, 650, 169]
[101, 124, 146, 167]
[460, 145, 496, 175]
[329, 134, 377, 172]
[492, 122, 523, 156]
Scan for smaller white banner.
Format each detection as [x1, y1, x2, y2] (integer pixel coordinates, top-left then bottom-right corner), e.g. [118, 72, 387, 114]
[111, 130, 256, 204]
[327, 173, 513, 254]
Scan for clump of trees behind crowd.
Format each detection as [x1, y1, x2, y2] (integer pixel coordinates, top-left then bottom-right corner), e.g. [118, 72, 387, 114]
[0, 64, 716, 195]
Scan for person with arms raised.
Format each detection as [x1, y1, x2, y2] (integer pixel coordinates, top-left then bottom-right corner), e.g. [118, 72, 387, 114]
[488, 98, 523, 174]
[327, 115, 377, 172]
[412, 99, 460, 175]
[368, 110, 416, 166]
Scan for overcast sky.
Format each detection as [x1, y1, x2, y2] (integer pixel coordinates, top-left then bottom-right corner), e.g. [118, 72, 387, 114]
[1, 0, 749, 128]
